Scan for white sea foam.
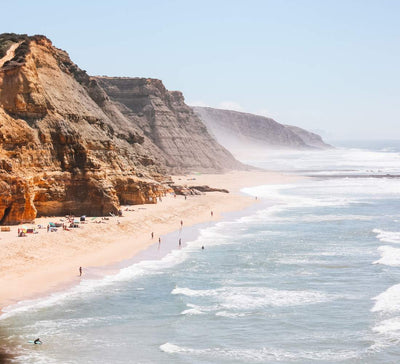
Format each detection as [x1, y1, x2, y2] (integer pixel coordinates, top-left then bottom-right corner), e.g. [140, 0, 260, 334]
[373, 246, 400, 266]
[180, 303, 220, 315]
[160, 342, 186, 354]
[373, 229, 400, 244]
[372, 284, 400, 313]
[172, 286, 331, 310]
[160, 342, 360, 361]
[373, 317, 400, 336]
[370, 316, 400, 351]
[172, 287, 214, 297]
[180, 308, 204, 315]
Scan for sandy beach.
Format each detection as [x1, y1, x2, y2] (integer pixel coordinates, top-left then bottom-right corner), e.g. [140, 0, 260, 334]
[0, 170, 297, 311]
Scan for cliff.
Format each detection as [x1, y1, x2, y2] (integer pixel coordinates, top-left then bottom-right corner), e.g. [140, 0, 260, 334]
[192, 107, 332, 154]
[95, 77, 243, 173]
[0, 34, 243, 224]
[0, 34, 245, 224]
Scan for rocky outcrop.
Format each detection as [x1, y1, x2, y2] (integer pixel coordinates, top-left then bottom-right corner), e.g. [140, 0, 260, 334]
[95, 77, 244, 173]
[192, 107, 332, 153]
[0, 34, 172, 224]
[189, 185, 229, 193]
[170, 184, 228, 196]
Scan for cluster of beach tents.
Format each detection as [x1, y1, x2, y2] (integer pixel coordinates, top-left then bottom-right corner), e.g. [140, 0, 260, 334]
[16, 216, 87, 236]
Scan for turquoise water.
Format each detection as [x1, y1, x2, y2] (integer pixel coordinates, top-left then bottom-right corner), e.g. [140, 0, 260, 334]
[2, 144, 400, 363]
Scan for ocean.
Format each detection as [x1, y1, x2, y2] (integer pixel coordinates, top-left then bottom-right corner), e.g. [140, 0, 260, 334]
[2, 141, 400, 363]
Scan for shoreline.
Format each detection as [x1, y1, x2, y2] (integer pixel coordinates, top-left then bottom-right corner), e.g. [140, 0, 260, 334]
[0, 170, 298, 313]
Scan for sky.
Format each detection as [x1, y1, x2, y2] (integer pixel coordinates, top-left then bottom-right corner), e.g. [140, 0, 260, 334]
[2, 0, 400, 140]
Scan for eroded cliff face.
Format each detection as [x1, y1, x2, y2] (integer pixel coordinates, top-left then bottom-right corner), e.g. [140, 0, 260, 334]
[95, 77, 244, 173]
[0, 34, 169, 224]
[192, 107, 332, 154]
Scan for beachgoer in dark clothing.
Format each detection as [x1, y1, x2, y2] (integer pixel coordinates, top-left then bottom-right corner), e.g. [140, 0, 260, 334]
[180, 220, 183, 226]
[211, 211, 213, 217]
[179, 238, 181, 247]
[201, 246, 204, 250]
[34, 338, 41, 344]
[79, 267, 82, 277]
[159, 237, 161, 244]
[151, 232, 154, 239]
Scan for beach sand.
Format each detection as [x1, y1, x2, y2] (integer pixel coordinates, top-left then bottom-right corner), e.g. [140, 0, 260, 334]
[0, 170, 297, 311]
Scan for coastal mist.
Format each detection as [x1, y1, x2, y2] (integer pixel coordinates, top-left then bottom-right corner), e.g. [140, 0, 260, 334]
[2, 143, 400, 363]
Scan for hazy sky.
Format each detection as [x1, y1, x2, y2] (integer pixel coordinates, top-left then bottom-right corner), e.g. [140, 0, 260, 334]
[3, 0, 400, 140]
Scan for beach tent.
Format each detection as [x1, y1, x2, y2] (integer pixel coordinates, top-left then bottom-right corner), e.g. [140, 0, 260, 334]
[18, 225, 36, 235]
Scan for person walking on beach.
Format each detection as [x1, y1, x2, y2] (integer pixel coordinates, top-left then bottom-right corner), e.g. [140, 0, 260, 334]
[151, 232, 154, 239]
[180, 220, 183, 227]
[79, 267, 82, 277]
[179, 238, 182, 247]
[211, 211, 213, 217]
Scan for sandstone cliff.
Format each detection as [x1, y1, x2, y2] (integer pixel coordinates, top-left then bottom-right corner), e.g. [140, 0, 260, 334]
[0, 34, 245, 224]
[95, 77, 243, 173]
[192, 107, 332, 154]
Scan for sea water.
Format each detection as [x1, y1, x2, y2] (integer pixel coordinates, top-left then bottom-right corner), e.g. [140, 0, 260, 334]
[2, 142, 400, 363]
